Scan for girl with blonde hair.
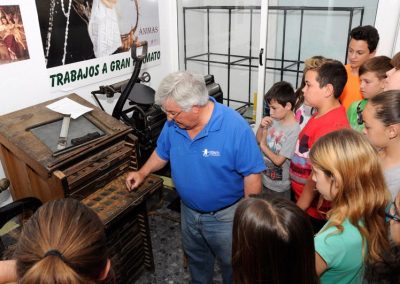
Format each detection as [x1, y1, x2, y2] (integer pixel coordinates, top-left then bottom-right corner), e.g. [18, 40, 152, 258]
[309, 129, 390, 283]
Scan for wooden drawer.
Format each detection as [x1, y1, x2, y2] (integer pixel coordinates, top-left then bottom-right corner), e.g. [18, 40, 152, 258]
[68, 161, 130, 200]
[66, 145, 132, 189]
[59, 138, 137, 199]
[81, 173, 162, 224]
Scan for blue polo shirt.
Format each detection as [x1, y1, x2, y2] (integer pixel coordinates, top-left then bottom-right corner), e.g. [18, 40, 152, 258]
[156, 97, 265, 212]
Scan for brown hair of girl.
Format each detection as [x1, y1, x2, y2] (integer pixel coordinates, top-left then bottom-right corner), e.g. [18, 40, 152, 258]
[232, 196, 318, 284]
[14, 198, 111, 284]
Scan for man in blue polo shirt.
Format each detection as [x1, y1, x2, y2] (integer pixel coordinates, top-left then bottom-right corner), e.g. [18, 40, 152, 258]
[126, 71, 265, 284]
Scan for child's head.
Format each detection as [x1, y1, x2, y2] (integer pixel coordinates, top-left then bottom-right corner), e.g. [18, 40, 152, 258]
[264, 81, 296, 120]
[384, 52, 400, 91]
[310, 129, 386, 203]
[362, 90, 400, 149]
[14, 198, 110, 284]
[310, 129, 390, 262]
[348, 25, 379, 70]
[294, 56, 328, 111]
[232, 195, 317, 284]
[359, 56, 393, 99]
[304, 55, 328, 73]
[302, 60, 347, 107]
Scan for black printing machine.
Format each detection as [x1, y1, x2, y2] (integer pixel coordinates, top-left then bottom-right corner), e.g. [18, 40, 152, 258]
[91, 41, 223, 166]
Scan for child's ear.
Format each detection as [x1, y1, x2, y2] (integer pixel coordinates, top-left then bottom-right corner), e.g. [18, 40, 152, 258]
[324, 83, 334, 98]
[98, 259, 111, 281]
[285, 102, 292, 111]
[388, 124, 400, 139]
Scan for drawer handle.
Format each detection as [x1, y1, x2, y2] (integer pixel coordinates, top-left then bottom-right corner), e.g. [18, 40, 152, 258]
[98, 162, 111, 171]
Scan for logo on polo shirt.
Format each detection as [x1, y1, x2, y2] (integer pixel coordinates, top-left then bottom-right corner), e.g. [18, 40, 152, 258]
[202, 149, 220, 157]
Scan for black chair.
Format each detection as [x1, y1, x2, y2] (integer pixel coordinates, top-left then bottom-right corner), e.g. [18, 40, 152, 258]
[0, 197, 42, 259]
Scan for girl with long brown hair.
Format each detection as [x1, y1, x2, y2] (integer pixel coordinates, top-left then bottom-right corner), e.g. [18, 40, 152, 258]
[232, 195, 318, 284]
[310, 129, 390, 283]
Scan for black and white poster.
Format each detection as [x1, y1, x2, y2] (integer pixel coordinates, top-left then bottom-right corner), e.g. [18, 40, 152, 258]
[35, 0, 160, 88]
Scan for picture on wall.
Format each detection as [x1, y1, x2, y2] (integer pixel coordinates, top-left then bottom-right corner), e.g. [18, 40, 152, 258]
[36, 0, 160, 69]
[0, 5, 30, 65]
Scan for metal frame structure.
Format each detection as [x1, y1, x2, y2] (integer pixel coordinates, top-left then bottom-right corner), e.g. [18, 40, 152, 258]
[182, 5, 364, 109]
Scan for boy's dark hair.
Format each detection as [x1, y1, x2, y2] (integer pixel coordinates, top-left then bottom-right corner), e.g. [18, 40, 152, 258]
[264, 81, 296, 110]
[314, 60, 347, 99]
[359, 56, 393, 79]
[350, 25, 380, 53]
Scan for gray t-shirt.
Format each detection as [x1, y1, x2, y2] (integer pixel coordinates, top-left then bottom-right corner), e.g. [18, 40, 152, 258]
[384, 165, 400, 200]
[261, 119, 300, 192]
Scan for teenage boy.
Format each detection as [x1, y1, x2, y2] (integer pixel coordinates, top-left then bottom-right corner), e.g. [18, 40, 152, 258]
[256, 81, 300, 199]
[340, 25, 380, 110]
[290, 59, 350, 233]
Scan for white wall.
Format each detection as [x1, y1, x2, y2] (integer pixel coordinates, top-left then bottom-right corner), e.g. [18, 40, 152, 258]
[375, 0, 400, 56]
[0, 0, 178, 178]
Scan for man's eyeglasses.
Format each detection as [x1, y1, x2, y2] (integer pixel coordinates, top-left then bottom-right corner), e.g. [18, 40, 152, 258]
[160, 106, 182, 119]
[385, 201, 400, 222]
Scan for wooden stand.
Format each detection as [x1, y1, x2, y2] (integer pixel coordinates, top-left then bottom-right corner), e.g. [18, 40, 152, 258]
[0, 94, 163, 282]
[0, 93, 137, 202]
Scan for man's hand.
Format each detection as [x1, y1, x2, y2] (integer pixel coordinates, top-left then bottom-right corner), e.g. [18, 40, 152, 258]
[125, 151, 168, 191]
[125, 171, 146, 191]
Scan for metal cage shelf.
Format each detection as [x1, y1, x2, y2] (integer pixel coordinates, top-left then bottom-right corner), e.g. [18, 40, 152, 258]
[182, 5, 364, 110]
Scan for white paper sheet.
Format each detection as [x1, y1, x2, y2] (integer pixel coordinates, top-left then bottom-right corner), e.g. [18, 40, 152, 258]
[46, 98, 93, 119]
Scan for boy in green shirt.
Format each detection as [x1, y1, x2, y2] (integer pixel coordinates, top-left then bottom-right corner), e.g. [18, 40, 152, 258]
[347, 56, 392, 131]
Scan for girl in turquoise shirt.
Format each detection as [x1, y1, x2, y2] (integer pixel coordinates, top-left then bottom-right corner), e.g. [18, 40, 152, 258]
[309, 129, 391, 284]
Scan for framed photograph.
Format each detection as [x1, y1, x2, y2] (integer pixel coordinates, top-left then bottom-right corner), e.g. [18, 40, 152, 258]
[0, 5, 30, 65]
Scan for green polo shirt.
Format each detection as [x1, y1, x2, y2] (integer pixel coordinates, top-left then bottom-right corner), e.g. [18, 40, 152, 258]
[347, 99, 367, 132]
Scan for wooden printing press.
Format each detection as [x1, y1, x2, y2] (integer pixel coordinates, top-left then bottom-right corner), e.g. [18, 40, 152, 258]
[0, 93, 163, 283]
